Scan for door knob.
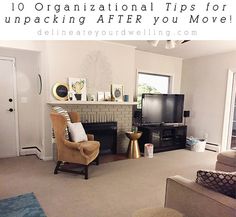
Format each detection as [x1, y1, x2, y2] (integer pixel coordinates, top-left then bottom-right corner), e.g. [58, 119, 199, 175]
[8, 108, 14, 112]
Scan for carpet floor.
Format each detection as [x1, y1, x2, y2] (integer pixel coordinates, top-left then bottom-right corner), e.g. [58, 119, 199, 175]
[0, 150, 217, 217]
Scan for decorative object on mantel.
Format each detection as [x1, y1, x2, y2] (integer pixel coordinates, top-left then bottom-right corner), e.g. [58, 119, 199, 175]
[111, 84, 123, 102]
[87, 94, 96, 101]
[68, 77, 87, 101]
[91, 94, 96, 101]
[104, 92, 111, 101]
[68, 90, 73, 101]
[74, 93, 82, 100]
[97, 91, 105, 101]
[52, 82, 68, 101]
[124, 94, 129, 102]
[87, 94, 91, 101]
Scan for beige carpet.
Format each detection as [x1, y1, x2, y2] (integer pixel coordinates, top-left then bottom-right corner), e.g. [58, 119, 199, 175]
[0, 150, 217, 217]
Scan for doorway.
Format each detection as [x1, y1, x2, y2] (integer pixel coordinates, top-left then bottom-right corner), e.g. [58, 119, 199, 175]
[227, 71, 236, 150]
[0, 57, 19, 158]
[222, 69, 236, 151]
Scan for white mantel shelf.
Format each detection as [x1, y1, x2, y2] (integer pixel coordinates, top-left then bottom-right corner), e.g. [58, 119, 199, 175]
[47, 101, 137, 105]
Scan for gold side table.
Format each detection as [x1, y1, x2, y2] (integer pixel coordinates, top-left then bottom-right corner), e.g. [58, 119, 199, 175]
[126, 131, 142, 159]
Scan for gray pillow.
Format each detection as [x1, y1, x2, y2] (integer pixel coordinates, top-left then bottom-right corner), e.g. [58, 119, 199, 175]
[196, 170, 236, 198]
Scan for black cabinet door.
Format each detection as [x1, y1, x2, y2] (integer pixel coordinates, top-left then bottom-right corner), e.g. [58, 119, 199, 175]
[138, 125, 187, 153]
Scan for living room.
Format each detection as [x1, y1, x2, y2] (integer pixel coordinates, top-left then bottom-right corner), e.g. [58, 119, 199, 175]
[0, 40, 235, 217]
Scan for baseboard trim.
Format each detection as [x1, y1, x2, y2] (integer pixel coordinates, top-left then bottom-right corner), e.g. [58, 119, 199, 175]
[21, 147, 53, 161]
[206, 143, 219, 152]
[20, 147, 42, 159]
[42, 156, 53, 161]
[22, 146, 41, 152]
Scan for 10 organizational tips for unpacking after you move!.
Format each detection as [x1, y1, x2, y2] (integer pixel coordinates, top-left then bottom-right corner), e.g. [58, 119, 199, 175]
[6, 1, 232, 25]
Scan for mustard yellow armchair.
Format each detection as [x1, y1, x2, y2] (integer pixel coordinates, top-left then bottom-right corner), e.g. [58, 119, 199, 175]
[50, 112, 100, 179]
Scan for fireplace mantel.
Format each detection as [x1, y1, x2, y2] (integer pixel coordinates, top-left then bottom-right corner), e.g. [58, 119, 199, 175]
[48, 101, 135, 153]
[47, 101, 137, 105]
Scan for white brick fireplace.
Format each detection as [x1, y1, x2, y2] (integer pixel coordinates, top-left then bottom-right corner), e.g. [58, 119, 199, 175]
[48, 101, 136, 153]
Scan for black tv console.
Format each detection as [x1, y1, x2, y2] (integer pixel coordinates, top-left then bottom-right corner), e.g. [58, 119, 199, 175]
[138, 124, 187, 153]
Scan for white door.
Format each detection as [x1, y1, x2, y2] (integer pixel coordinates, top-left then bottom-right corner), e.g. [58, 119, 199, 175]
[0, 58, 19, 158]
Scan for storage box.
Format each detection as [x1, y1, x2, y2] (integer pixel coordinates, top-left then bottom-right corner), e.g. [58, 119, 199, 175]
[187, 137, 206, 152]
[144, 143, 153, 158]
[186, 136, 206, 152]
[191, 140, 206, 152]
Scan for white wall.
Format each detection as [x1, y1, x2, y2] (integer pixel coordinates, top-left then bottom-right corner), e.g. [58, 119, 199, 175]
[0, 41, 185, 159]
[135, 50, 183, 93]
[46, 41, 136, 101]
[181, 51, 236, 146]
[44, 44, 184, 157]
[43, 41, 136, 157]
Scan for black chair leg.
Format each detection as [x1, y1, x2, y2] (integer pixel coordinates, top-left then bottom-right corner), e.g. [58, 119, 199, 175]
[54, 161, 62, 174]
[84, 165, 88, 180]
[95, 155, 99, 165]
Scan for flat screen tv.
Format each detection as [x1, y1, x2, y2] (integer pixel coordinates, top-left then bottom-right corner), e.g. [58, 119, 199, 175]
[141, 94, 184, 124]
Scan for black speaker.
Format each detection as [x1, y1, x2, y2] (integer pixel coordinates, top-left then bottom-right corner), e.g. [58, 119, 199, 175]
[184, 110, 190, 118]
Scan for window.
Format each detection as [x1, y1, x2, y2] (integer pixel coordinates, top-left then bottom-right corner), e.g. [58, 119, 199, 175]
[137, 72, 170, 108]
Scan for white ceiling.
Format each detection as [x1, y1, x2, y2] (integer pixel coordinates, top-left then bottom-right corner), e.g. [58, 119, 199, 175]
[111, 40, 236, 59]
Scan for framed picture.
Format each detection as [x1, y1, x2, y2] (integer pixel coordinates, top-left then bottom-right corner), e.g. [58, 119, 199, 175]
[90, 94, 96, 101]
[52, 83, 68, 101]
[68, 77, 87, 101]
[104, 92, 111, 101]
[97, 92, 105, 101]
[111, 84, 123, 102]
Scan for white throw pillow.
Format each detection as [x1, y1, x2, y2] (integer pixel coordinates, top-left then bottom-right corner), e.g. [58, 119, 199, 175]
[68, 122, 88, 143]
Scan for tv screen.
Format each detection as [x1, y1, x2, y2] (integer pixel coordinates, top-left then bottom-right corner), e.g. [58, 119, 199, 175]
[141, 94, 184, 124]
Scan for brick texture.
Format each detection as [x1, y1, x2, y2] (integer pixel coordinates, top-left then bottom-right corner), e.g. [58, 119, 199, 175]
[61, 104, 133, 153]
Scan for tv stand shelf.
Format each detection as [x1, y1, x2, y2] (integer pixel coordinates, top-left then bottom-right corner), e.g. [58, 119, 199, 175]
[138, 124, 187, 153]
